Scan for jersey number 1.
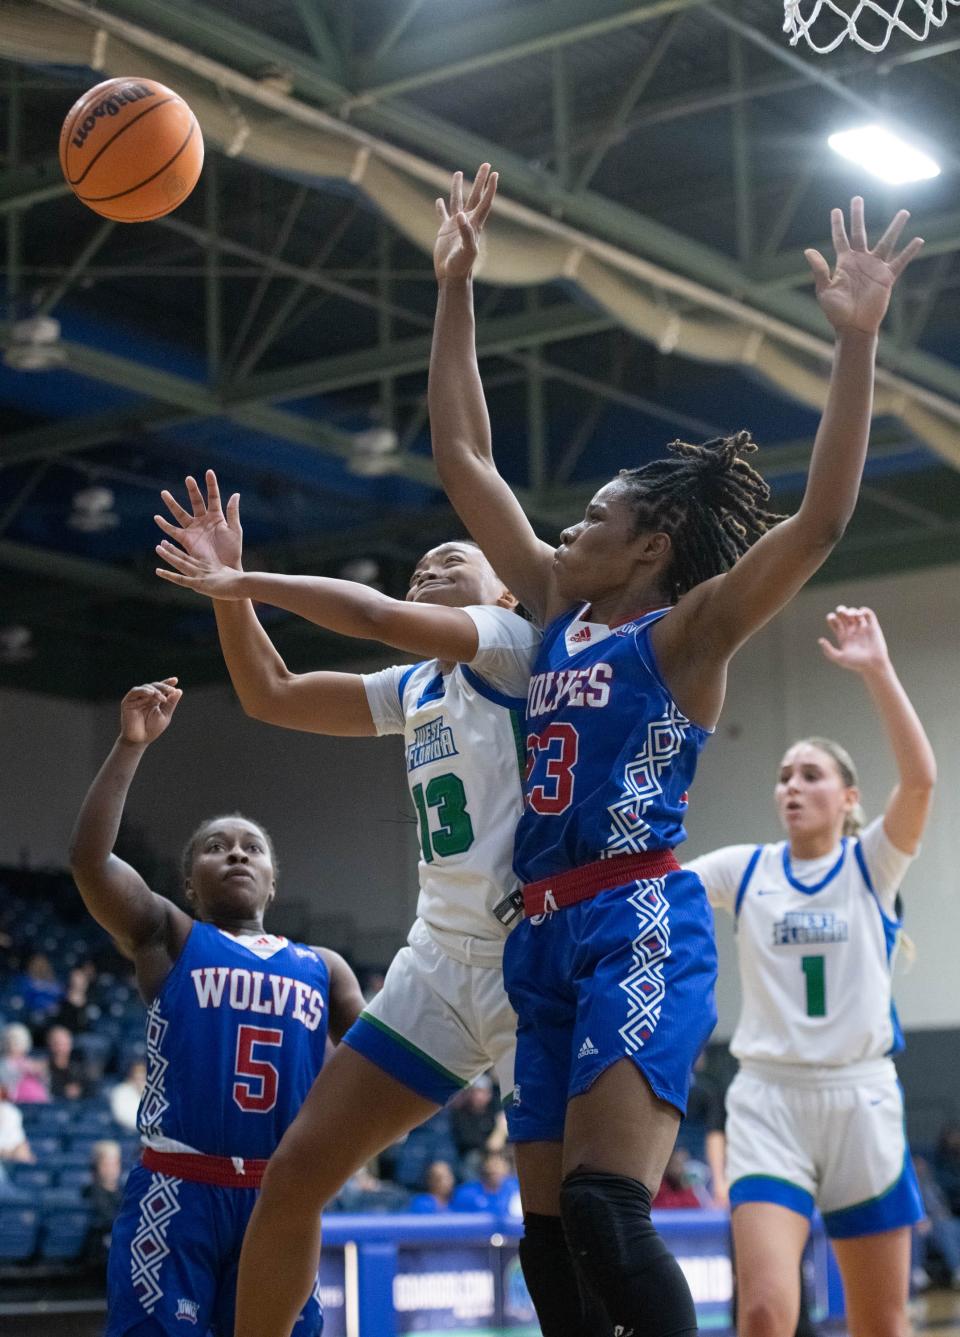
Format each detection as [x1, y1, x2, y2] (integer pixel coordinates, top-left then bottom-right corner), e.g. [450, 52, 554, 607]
[801, 955, 826, 1017]
[412, 772, 475, 862]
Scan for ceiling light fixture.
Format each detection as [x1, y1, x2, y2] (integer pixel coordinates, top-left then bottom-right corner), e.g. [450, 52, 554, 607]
[828, 124, 941, 185]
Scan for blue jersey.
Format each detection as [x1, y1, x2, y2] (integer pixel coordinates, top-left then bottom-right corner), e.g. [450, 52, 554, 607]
[138, 921, 330, 1160]
[515, 605, 710, 884]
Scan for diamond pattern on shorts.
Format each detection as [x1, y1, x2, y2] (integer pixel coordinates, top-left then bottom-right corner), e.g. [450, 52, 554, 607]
[618, 878, 671, 1053]
[130, 1172, 182, 1313]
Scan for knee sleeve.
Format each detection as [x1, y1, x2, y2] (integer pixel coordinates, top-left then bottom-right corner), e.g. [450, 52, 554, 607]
[518, 1212, 612, 1337]
[560, 1170, 698, 1337]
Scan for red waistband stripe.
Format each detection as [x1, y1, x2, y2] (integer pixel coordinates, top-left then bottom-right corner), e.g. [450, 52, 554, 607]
[141, 1146, 268, 1188]
[522, 850, 680, 918]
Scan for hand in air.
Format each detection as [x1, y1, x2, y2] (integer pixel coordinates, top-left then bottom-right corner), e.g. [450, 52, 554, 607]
[434, 163, 498, 283]
[155, 470, 243, 599]
[818, 605, 889, 674]
[120, 678, 182, 745]
[804, 198, 923, 336]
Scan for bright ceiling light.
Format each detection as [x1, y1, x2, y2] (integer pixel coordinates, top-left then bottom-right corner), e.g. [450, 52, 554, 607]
[828, 124, 941, 185]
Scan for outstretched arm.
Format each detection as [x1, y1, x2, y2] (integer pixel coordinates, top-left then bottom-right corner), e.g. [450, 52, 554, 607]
[69, 681, 192, 988]
[820, 606, 935, 853]
[154, 473, 386, 737]
[656, 199, 924, 726]
[429, 166, 557, 624]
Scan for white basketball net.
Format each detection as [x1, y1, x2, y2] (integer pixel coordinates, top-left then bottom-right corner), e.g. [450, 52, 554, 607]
[784, 0, 960, 52]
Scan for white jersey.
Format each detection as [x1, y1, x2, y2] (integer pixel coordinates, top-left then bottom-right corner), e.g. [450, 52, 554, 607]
[363, 606, 541, 965]
[687, 818, 914, 1067]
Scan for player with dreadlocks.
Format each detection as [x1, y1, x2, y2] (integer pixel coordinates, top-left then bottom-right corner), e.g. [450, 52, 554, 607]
[427, 163, 923, 1337]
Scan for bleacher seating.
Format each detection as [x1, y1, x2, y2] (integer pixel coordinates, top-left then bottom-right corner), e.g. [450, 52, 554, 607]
[0, 1204, 40, 1262]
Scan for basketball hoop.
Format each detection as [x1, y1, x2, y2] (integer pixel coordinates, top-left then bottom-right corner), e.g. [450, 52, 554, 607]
[783, 0, 960, 53]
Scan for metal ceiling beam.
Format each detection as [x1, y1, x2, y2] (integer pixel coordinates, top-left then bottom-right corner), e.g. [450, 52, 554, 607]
[230, 303, 614, 406]
[0, 537, 196, 605]
[0, 301, 614, 468]
[23, 1, 960, 417]
[0, 157, 69, 216]
[754, 209, 960, 289]
[351, 0, 712, 104]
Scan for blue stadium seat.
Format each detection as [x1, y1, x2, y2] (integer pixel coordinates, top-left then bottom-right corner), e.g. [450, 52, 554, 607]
[65, 1136, 100, 1158]
[57, 1168, 93, 1190]
[40, 1207, 92, 1261]
[393, 1119, 460, 1189]
[41, 1186, 85, 1208]
[0, 1205, 39, 1262]
[30, 1135, 63, 1159]
[8, 1165, 52, 1192]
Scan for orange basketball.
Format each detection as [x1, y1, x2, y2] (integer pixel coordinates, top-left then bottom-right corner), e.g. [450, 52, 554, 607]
[59, 78, 203, 222]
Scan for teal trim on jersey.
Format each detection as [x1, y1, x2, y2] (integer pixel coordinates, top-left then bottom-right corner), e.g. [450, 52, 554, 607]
[509, 710, 526, 778]
[460, 663, 527, 713]
[734, 846, 763, 920]
[822, 1147, 923, 1239]
[355, 1011, 467, 1087]
[781, 839, 848, 895]
[729, 1174, 815, 1218]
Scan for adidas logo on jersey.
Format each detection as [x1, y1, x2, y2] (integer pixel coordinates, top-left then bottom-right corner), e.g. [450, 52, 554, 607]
[577, 1036, 599, 1059]
[570, 625, 592, 643]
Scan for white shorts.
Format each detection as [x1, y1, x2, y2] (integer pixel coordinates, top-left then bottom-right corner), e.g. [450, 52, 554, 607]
[342, 918, 516, 1104]
[726, 1059, 922, 1238]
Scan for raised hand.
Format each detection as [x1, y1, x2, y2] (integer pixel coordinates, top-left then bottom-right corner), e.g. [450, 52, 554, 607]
[434, 163, 498, 283]
[120, 678, 182, 746]
[155, 538, 245, 599]
[818, 605, 889, 674]
[804, 198, 923, 336]
[155, 470, 242, 574]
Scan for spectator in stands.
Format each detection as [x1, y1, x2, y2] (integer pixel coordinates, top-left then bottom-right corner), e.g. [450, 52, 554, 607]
[409, 1160, 457, 1214]
[686, 1053, 729, 1206]
[45, 966, 94, 1036]
[84, 1139, 124, 1272]
[451, 1150, 521, 1218]
[45, 1024, 93, 1101]
[652, 1149, 707, 1209]
[913, 1156, 960, 1290]
[934, 1123, 960, 1219]
[109, 1058, 146, 1132]
[450, 1075, 505, 1172]
[0, 1021, 49, 1103]
[15, 951, 63, 1019]
[0, 1081, 34, 1162]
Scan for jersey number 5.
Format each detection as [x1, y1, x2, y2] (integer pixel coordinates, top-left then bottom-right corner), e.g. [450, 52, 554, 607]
[233, 1025, 283, 1112]
[526, 723, 579, 815]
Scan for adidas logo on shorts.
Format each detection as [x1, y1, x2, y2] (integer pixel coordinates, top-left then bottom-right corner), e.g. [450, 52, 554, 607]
[577, 1036, 599, 1059]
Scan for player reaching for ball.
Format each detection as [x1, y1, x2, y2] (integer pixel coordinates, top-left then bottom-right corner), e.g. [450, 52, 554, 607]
[426, 164, 924, 1337]
[687, 605, 935, 1337]
[68, 679, 364, 1337]
[151, 474, 574, 1337]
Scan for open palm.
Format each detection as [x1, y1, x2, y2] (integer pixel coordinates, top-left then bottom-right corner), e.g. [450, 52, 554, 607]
[155, 471, 242, 570]
[804, 198, 923, 336]
[434, 163, 498, 282]
[819, 605, 888, 673]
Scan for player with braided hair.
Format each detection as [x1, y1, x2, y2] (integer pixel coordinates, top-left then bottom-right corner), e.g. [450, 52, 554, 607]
[617, 430, 785, 599]
[428, 163, 923, 1337]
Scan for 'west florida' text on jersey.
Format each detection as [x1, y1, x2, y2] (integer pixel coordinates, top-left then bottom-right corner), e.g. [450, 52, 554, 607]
[515, 605, 711, 883]
[139, 921, 330, 1160]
